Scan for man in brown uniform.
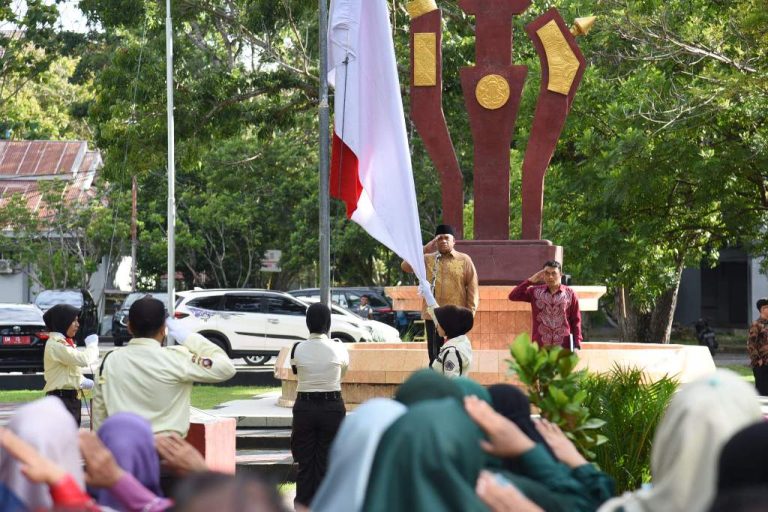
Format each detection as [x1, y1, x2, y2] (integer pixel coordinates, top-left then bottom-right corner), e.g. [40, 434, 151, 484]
[401, 224, 479, 365]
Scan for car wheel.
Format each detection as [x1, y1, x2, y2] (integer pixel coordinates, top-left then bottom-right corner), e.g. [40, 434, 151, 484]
[203, 334, 230, 355]
[332, 333, 356, 343]
[244, 355, 271, 366]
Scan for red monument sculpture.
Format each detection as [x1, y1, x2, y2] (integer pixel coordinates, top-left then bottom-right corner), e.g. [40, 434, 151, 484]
[408, 0, 594, 284]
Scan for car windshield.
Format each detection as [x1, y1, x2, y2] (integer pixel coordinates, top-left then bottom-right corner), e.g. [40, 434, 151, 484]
[34, 290, 83, 310]
[123, 292, 169, 309]
[0, 306, 45, 324]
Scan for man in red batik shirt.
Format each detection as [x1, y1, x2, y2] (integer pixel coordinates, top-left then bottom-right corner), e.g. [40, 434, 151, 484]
[508, 260, 582, 350]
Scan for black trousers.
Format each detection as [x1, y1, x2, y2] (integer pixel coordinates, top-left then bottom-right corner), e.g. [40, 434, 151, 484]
[291, 398, 346, 507]
[425, 320, 444, 365]
[46, 391, 81, 427]
[754, 365, 768, 396]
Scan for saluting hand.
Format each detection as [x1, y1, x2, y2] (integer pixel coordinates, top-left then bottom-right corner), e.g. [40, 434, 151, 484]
[464, 396, 535, 458]
[79, 431, 125, 488]
[0, 428, 67, 485]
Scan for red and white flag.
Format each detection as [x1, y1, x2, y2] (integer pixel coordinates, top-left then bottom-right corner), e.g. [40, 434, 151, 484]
[328, 0, 436, 306]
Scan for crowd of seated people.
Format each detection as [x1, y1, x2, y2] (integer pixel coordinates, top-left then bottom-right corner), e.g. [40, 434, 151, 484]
[1, 297, 767, 511]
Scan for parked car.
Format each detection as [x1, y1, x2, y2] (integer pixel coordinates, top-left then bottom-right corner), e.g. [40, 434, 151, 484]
[174, 289, 373, 366]
[34, 289, 99, 345]
[112, 292, 169, 346]
[0, 304, 48, 372]
[311, 300, 401, 343]
[289, 287, 397, 325]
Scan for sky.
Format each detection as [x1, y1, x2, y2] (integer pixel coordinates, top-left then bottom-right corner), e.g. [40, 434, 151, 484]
[5, 0, 92, 33]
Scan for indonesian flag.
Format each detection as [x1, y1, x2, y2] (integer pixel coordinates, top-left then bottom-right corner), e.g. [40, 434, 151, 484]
[328, 0, 436, 306]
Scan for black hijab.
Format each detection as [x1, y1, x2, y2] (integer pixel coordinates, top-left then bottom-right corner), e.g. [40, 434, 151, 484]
[488, 384, 555, 464]
[42, 304, 80, 336]
[717, 421, 768, 492]
[306, 302, 332, 335]
[433, 305, 473, 339]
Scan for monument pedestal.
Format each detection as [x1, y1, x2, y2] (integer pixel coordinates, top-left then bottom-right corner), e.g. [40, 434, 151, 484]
[454, 239, 562, 284]
[386, 285, 606, 350]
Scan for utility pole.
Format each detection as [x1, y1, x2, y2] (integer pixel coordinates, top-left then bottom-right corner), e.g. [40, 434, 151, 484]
[131, 175, 137, 291]
[165, 0, 176, 319]
[319, 0, 331, 306]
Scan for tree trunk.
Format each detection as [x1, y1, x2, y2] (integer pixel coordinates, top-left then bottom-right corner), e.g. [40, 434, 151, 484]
[648, 257, 686, 343]
[615, 288, 651, 342]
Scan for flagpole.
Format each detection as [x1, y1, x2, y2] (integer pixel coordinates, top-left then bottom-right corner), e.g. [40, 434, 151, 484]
[165, 0, 176, 320]
[318, 0, 331, 306]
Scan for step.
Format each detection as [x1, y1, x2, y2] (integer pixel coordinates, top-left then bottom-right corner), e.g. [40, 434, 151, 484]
[236, 428, 291, 450]
[236, 449, 296, 482]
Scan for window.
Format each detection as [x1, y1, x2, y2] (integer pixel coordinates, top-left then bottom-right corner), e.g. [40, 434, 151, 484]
[331, 293, 348, 308]
[223, 295, 262, 313]
[266, 297, 306, 316]
[188, 296, 225, 311]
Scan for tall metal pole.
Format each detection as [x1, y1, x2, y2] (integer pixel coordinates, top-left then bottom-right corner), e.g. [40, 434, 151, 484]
[165, 0, 176, 319]
[318, 0, 331, 306]
[131, 175, 137, 291]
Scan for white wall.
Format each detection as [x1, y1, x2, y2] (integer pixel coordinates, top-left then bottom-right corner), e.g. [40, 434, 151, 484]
[0, 271, 29, 303]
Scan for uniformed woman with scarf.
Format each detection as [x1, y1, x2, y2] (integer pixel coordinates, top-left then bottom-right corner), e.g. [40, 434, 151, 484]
[42, 304, 99, 426]
[290, 302, 349, 508]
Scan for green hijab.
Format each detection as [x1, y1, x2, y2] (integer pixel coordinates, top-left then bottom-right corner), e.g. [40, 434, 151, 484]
[363, 398, 491, 512]
[395, 370, 492, 406]
[394, 369, 464, 406]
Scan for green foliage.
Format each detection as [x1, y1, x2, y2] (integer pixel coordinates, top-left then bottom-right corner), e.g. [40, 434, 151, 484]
[582, 366, 678, 493]
[508, 334, 606, 459]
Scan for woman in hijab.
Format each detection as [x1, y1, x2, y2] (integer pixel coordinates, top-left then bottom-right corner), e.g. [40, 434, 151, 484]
[311, 398, 407, 512]
[42, 303, 99, 426]
[0, 397, 86, 510]
[94, 413, 164, 510]
[598, 369, 763, 512]
[290, 302, 350, 508]
[431, 305, 474, 377]
[363, 397, 491, 512]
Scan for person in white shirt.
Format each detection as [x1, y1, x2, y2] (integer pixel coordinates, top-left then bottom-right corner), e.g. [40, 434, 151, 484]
[92, 297, 236, 436]
[290, 302, 349, 508]
[42, 304, 99, 426]
[431, 305, 474, 377]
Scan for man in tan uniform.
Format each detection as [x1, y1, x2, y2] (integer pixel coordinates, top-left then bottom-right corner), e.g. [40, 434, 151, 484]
[92, 297, 236, 436]
[402, 224, 479, 364]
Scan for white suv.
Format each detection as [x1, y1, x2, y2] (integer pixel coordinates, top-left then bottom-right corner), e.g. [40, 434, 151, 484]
[174, 289, 372, 365]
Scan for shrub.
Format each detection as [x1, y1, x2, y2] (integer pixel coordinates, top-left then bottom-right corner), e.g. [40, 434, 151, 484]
[582, 366, 678, 493]
[508, 334, 607, 459]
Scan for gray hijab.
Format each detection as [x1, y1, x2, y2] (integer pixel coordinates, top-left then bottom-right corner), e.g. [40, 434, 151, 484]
[311, 398, 407, 512]
[0, 397, 84, 510]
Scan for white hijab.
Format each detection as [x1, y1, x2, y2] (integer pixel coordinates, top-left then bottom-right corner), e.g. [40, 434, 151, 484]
[311, 398, 407, 512]
[0, 397, 84, 510]
[598, 369, 762, 512]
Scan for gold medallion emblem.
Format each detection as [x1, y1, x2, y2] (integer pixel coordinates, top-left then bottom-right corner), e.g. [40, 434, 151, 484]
[475, 74, 510, 110]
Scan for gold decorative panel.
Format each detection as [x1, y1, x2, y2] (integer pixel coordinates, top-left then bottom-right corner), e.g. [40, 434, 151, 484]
[475, 74, 510, 110]
[536, 20, 580, 96]
[414, 33, 437, 86]
[407, 0, 437, 19]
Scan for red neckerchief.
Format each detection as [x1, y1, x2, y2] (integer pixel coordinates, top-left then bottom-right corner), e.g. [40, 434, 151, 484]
[61, 336, 76, 348]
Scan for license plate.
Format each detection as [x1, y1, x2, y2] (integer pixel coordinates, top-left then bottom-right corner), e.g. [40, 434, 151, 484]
[2, 336, 31, 345]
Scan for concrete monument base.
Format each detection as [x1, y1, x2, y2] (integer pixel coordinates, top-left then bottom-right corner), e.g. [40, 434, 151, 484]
[274, 341, 715, 409]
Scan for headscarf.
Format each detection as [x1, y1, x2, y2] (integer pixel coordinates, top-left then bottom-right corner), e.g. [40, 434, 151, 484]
[488, 384, 553, 457]
[598, 370, 763, 512]
[42, 304, 80, 336]
[94, 413, 163, 510]
[306, 302, 331, 335]
[363, 398, 490, 512]
[0, 397, 84, 510]
[716, 420, 768, 492]
[311, 398, 407, 512]
[454, 377, 492, 404]
[394, 369, 463, 406]
[433, 305, 474, 339]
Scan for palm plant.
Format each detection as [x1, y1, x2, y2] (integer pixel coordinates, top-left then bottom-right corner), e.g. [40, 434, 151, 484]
[582, 366, 678, 493]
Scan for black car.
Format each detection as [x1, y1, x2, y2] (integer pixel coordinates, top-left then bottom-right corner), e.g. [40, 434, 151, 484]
[34, 289, 99, 345]
[289, 287, 397, 326]
[112, 292, 169, 346]
[0, 304, 48, 372]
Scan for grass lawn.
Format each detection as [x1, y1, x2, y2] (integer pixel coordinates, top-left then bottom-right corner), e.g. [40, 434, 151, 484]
[720, 364, 754, 383]
[0, 385, 280, 409]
